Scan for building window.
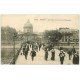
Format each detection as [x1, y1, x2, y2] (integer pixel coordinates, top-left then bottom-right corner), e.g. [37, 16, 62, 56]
[65, 39, 67, 42]
[62, 38, 64, 42]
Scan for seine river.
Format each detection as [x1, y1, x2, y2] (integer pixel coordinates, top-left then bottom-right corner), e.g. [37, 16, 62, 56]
[1, 45, 20, 64]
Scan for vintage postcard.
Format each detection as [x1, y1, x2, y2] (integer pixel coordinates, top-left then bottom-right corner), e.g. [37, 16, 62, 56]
[1, 14, 79, 65]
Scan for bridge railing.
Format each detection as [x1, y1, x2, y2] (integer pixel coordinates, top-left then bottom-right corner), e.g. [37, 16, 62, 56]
[10, 46, 22, 64]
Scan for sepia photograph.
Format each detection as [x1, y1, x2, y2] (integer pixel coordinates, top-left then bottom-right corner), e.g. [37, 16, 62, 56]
[1, 14, 79, 65]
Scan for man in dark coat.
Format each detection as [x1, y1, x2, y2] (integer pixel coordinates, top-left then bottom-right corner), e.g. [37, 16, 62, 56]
[35, 45, 38, 52]
[72, 46, 76, 55]
[30, 44, 32, 48]
[44, 48, 49, 61]
[73, 52, 79, 64]
[25, 48, 28, 60]
[27, 45, 30, 51]
[67, 49, 72, 60]
[30, 49, 36, 61]
[39, 44, 42, 51]
[51, 48, 55, 61]
[23, 47, 26, 55]
[59, 50, 65, 64]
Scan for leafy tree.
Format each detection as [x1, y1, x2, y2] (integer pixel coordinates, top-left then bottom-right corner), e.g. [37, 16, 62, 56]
[43, 30, 62, 47]
[1, 26, 18, 44]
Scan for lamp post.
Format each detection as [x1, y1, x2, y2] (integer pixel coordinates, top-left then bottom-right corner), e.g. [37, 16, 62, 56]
[55, 38, 59, 49]
[13, 33, 17, 64]
[48, 36, 51, 43]
[21, 35, 23, 44]
[68, 37, 71, 46]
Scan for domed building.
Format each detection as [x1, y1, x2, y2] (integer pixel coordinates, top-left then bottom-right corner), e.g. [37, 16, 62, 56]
[22, 20, 37, 43]
[23, 19, 33, 33]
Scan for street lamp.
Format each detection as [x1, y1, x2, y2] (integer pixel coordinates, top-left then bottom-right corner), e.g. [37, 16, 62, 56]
[21, 35, 23, 44]
[55, 38, 59, 49]
[68, 37, 71, 46]
[13, 33, 17, 64]
[48, 36, 51, 43]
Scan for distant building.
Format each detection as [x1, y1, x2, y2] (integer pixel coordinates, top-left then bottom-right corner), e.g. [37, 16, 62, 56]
[23, 19, 33, 33]
[23, 20, 37, 43]
[18, 19, 44, 44]
[58, 28, 79, 46]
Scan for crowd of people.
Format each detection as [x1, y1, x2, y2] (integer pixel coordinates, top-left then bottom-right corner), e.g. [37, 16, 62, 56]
[20, 42, 42, 61]
[20, 42, 79, 65]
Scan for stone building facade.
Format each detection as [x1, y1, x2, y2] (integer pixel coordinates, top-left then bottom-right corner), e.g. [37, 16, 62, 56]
[58, 28, 79, 46]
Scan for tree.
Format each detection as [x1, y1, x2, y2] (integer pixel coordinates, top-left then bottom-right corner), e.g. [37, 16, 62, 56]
[1, 26, 18, 44]
[43, 30, 62, 48]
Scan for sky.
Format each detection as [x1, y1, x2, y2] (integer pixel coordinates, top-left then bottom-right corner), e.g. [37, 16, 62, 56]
[1, 14, 79, 32]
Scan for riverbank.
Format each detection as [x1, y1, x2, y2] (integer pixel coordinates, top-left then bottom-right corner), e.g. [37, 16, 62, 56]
[1, 43, 21, 64]
[1, 43, 21, 48]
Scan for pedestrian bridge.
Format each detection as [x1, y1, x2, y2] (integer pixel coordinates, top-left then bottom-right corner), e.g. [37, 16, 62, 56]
[15, 47, 73, 65]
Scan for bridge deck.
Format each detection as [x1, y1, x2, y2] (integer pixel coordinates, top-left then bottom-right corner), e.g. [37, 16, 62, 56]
[16, 47, 73, 65]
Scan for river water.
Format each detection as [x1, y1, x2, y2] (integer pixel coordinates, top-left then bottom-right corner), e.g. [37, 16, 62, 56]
[1, 47, 20, 64]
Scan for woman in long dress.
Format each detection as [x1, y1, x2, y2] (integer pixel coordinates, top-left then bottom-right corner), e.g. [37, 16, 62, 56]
[51, 48, 55, 61]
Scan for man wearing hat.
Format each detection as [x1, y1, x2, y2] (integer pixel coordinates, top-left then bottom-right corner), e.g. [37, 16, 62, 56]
[59, 50, 65, 64]
[51, 48, 55, 61]
[30, 49, 36, 61]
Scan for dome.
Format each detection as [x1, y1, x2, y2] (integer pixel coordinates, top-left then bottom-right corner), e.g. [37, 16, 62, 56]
[24, 19, 33, 28]
[23, 19, 33, 33]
